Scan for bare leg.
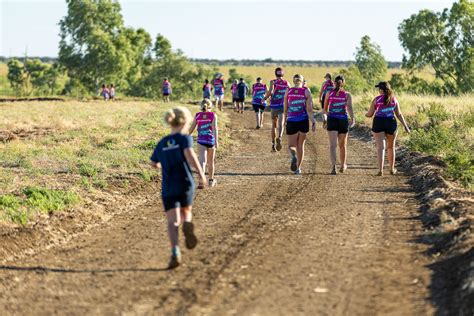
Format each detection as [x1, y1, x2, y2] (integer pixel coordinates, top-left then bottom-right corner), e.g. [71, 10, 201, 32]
[386, 132, 398, 173]
[277, 113, 284, 139]
[180, 206, 193, 224]
[255, 111, 260, 127]
[219, 99, 224, 112]
[338, 133, 348, 169]
[259, 110, 264, 126]
[287, 133, 298, 158]
[373, 132, 386, 174]
[166, 209, 180, 248]
[296, 132, 307, 169]
[328, 130, 339, 168]
[271, 116, 277, 144]
[197, 144, 207, 173]
[207, 147, 216, 180]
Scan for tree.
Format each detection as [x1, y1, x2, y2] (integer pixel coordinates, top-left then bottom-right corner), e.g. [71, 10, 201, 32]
[398, 0, 473, 93]
[153, 34, 172, 60]
[7, 59, 26, 96]
[355, 35, 388, 86]
[339, 65, 370, 94]
[58, 0, 152, 93]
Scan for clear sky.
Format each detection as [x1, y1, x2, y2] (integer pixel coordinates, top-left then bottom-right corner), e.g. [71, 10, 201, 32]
[1, 0, 455, 61]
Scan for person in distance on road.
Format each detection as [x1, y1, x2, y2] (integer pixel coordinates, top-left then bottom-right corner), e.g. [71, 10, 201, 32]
[150, 106, 206, 269]
[109, 84, 116, 101]
[189, 99, 219, 188]
[251, 77, 268, 129]
[236, 78, 249, 114]
[283, 74, 316, 175]
[319, 73, 334, 111]
[366, 81, 410, 176]
[100, 84, 110, 101]
[264, 67, 290, 152]
[231, 79, 239, 112]
[162, 78, 172, 103]
[213, 73, 226, 111]
[323, 75, 355, 175]
[202, 79, 213, 100]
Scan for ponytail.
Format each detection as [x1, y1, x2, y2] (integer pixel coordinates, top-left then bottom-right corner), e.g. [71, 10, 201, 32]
[334, 75, 344, 96]
[383, 85, 394, 105]
[164, 106, 192, 127]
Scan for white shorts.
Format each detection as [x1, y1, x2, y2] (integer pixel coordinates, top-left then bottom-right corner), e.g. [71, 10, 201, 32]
[214, 94, 224, 101]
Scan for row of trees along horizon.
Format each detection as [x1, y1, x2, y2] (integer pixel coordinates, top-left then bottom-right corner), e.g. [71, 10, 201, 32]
[5, 0, 473, 99]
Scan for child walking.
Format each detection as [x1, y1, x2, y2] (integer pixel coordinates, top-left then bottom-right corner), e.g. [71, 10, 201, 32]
[150, 106, 207, 269]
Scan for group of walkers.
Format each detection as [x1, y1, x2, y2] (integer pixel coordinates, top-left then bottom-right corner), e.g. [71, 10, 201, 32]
[100, 84, 116, 101]
[150, 67, 411, 269]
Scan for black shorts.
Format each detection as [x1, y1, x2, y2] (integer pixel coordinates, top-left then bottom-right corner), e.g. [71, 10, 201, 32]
[327, 117, 349, 134]
[286, 119, 309, 135]
[235, 98, 245, 103]
[372, 116, 397, 135]
[163, 93, 170, 96]
[162, 189, 194, 211]
[253, 103, 265, 113]
[232, 96, 238, 102]
[198, 142, 214, 148]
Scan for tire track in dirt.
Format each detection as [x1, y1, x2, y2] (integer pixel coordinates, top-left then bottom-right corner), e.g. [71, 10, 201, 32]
[0, 107, 435, 315]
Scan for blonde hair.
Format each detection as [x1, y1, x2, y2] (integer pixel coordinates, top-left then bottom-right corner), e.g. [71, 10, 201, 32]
[200, 98, 212, 111]
[293, 74, 304, 85]
[164, 106, 192, 127]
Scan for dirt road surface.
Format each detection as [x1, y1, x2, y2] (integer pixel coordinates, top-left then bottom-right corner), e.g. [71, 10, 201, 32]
[0, 108, 435, 315]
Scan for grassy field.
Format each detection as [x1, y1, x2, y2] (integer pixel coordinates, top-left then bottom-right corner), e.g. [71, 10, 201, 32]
[0, 100, 230, 225]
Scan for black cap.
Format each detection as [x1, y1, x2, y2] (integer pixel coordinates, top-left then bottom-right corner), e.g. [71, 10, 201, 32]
[375, 81, 388, 89]
[334, 75, 344, 82]
[256, 77, 262, 81]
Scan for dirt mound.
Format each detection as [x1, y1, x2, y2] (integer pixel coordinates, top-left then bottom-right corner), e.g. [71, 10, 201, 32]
[0, 97, 64, 103]
[0, 127, 55, 142]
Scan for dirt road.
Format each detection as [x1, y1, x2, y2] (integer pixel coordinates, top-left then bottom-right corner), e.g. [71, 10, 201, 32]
[0, 109, 435, 315]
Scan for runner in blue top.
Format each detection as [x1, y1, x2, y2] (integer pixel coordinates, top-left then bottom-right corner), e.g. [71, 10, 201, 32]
[150, 106, 206, 269]
[251, 77, 268, 129]
[236, 78, 249, 114]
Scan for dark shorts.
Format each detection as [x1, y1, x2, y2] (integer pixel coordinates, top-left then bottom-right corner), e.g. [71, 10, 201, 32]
[253, 103, 265, 113]
[327, 117, 349, 134]
[372, 116, 397, 135]
[232, 96, 238, 102]
[162, 189, 194, 211]
[163, 93, 170, 96]
[235, 97, 245, 103]
[286, 119, 309, 135]
[198, 142, 215, 148]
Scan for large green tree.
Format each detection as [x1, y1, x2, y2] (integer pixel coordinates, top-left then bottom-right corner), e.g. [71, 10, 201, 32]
[58, 0, 152, 93]
[355, 35, 388, 86]
[398, 0, 473, 93]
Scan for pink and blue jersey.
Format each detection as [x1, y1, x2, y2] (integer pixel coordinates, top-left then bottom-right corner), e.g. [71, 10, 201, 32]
[270, 79, 289, 110]
[231, 83, 238, 97]
[322, 80, 334, 95]
[213, 79, 224, 96]
[327, 90, 348, 119]
[287, 87, 309, 122]
[252, 83, 267, 105]
[374, 95, 397, 118]
[195, 111, 216, 146]
[162, 81, 171, 94]
[203, 83, 211, 99]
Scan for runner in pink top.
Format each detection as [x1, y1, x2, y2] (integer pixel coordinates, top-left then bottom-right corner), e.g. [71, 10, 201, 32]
[251, 77, 268, 129]
[162, 78, 172, 103]
[231, 79, 238, 112]
[213, 74, 226, 111]
[189, 99, 219, 187]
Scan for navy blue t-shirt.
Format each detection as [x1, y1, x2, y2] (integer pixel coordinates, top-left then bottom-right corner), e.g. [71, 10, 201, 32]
[150, 133, 195, 197]
[237, 82, 249, 99]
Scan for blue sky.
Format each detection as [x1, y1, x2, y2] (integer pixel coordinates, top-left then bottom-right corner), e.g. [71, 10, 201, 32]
[1, 0, 455, 61]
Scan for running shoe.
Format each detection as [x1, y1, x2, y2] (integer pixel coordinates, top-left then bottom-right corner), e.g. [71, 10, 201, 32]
[182, 222, 198, 249]
[294, 169, 302, 175]
[167, 254, 181, 269]
[271, 143, 276, 152]
[390, 168, 398, 175]
[276, 138, 282, 151]
[256, 125, 260, 129]
[377, 171, 383, 176]
[197, 182, 205, 189]
[290, 151, 297, 172]
[209, 179, 217, 187]
[331, 166, 337, 175]
[339, 164, 347, 173]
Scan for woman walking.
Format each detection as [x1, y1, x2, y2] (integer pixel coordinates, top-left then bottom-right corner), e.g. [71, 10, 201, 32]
[323, 75, 355, 175]
[284, 74, 316, 175]
[366, 82, 410, 176]
[162, 78, 172, 102]
[150, 106, 206, 269]
[190, 99, 219, 187]
[251, 77, 267, 129]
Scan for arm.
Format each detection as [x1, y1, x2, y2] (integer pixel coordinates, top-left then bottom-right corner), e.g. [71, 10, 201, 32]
[264, 80, 274, 100]
[306, 89, 316, 132]
[189, 117, 197, 134]
[323, 91, 330, 114]
[283, 89, 289, 123]
[319, 83, 324, 101]
[346, 93, 355, 127]
[150, 161, 161, 169]
[184, 148, 206, 184]
[394, 101, 410, 133]
[365, 99, 376, 117]
[213, 115, 219, 148]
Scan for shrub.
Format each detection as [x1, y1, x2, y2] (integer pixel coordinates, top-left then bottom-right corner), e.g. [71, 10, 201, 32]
[23, 186, 80, 213]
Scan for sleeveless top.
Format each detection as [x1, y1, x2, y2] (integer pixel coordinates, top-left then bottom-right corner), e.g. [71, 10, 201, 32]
[213, 79, 224, 96]
[322, 80, 334, 95]
[162, 81, 171, 94]
[231, 83, 238, 97]
[287, 87, 309, 122]
[374, 95, 397, 118]
[203, 83, 211, 98]
[252, 83, 266, 105]
[195, 111, 216, 146]
[327, 90, 348, 119]
[270, 78, 289, 109]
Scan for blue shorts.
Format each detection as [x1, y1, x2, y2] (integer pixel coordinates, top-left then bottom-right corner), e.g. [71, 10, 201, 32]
[162, 189, 194, 211]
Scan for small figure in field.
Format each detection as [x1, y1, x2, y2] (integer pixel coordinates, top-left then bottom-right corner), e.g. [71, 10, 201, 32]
[284, 74, 316, 175]
[100, 84, 110, 101]
[251, 77, 268, 129]
[162, 78, 172, 103]
[109, 84, 116, 101]
[366, 81, 410, 176]
[150, 106, 206, 269]
[213, 74, 226, 111]
[190, 99, 219, 188]
[264, 67, 290, 152]
[231, 79, 239, 112]
[319, 73, 334, 111]
[203, 79, 213, 100]
[236, 78, 249, 114]
[323, 75, 355, 175]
